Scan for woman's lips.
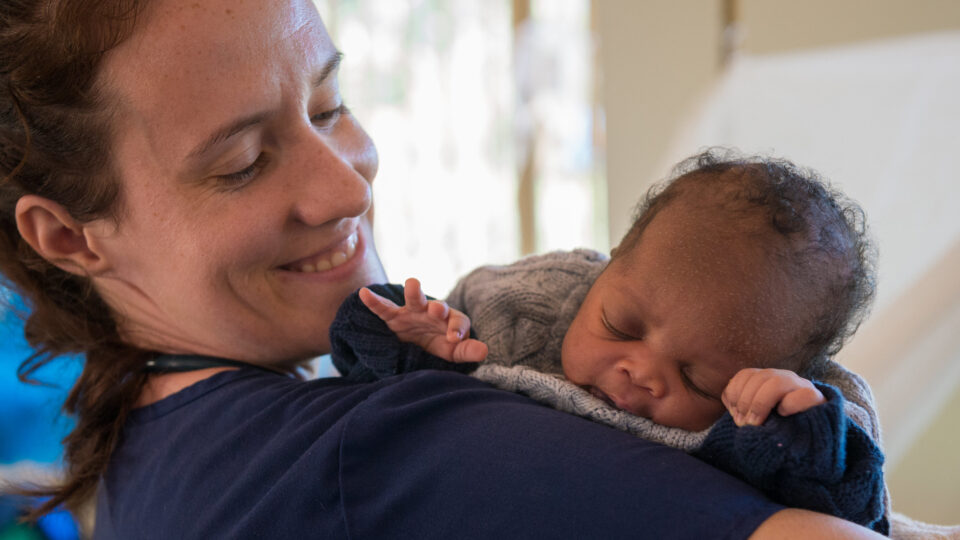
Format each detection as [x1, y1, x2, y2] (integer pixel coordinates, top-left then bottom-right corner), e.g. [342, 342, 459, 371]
[281, 230, 359, 273]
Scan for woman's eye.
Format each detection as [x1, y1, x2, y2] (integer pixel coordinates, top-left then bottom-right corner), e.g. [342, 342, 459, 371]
[311, 103, 347, 129]
[216, 153, 269, 187]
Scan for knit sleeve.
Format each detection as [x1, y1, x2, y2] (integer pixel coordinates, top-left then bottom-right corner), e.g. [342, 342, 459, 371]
[692, 383, 888, 535]
[329, 283, 476, 382]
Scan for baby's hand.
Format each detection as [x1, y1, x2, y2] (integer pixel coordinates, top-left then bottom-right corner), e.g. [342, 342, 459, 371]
[721, 368, 825, 427]
[358, 278, 488, 364]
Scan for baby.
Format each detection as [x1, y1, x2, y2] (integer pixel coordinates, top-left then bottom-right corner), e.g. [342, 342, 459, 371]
[330, 149, 887, 533]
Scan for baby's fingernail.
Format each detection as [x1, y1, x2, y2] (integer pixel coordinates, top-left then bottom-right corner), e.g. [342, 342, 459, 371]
[745, 412, 760, 426]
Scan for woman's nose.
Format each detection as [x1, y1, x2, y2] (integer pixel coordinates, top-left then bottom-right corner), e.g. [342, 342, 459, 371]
[617, 356, 667, 398]
[291, 125, 377, 226]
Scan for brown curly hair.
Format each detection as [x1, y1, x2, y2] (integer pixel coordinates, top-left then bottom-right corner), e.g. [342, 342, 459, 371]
[1, 0, 151, 519]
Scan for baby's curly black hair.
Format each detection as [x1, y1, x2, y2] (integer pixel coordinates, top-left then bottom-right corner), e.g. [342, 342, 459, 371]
[615, 148, 877, 373]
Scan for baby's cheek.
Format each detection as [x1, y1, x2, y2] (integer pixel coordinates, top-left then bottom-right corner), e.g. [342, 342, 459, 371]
[560, 352, 584, 384]
[685, 400, 728, 431]
[559, 336, 581, 380]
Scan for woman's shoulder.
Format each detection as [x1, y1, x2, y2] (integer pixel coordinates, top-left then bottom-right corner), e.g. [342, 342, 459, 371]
[97, 369, 782, 538]
[335, 370, 781, 539]
[126, 368, 357, 424]
[98, 370, 436, 537]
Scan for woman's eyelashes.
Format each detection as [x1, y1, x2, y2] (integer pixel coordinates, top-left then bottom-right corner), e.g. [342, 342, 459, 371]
[311, 103, 347, 130]
[216, 153, 270, 188]
[214, 104, 348, 188]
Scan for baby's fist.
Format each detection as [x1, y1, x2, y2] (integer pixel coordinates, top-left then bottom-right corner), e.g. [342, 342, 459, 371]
[722, 368, 825, 427]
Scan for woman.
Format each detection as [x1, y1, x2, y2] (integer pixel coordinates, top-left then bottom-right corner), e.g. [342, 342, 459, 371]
[0, 0, 883, 537]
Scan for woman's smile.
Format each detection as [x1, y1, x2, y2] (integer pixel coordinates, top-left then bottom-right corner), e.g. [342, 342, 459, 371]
[280, 229, 360, 273]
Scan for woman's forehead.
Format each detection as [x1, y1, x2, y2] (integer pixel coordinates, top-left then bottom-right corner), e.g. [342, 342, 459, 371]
[106, 0, 329, 74]
[98, 0, 333, 162]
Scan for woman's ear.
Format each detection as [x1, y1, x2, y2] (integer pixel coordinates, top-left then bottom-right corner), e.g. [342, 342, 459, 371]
[15, 195, 112, 276]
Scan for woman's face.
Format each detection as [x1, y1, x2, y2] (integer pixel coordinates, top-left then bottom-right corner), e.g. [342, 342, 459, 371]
[89, 0, 386, 364]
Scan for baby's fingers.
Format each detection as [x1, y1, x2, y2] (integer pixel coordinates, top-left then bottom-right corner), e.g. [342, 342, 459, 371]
[721, 369, 753, 412]
[444, 308, 472, 343]
[359, 287, 401, 321]
[777, 385, 826, 416]
[737, 376, 792, 426]
[451, 339, 488, 363]
[725, 369, 794, 427]
[426, 299, 451, 322]
[403, 277, 429, 312]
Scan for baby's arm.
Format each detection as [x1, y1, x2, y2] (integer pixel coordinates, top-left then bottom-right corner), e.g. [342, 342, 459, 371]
[699, 376, 888, 533]
[359, 278, 488, 364]
[722, 368, 826, 427]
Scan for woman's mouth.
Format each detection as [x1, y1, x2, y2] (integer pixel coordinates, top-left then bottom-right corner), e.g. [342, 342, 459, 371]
[282, 230, 359, 273]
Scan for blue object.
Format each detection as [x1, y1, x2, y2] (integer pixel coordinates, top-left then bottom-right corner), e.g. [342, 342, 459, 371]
[0, 293, 81, 465]
[35, 507, 80, 540]
[0, 497, 80, 540]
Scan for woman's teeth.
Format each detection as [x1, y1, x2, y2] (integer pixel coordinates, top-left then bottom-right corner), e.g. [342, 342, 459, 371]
[293, 232, 358, 273]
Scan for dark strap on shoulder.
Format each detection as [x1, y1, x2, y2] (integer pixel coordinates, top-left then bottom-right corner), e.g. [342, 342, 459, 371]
[144, 355, 282, 375]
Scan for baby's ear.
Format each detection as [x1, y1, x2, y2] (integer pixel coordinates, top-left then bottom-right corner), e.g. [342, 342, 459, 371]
[15, 195, 112, 276]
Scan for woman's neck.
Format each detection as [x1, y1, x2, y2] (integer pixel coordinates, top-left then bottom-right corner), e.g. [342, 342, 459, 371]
[135, 367, 237, 407]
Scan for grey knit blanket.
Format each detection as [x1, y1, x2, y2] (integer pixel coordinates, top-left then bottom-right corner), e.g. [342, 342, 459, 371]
[473, 364, 710, 450]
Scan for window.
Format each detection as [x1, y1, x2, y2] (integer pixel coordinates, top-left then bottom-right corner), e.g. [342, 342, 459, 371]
[314, 0, 603, 296]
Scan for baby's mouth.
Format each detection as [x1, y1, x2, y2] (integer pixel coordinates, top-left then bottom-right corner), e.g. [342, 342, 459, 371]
[586, 386, 618, 408]
[282, 231, 359, 273]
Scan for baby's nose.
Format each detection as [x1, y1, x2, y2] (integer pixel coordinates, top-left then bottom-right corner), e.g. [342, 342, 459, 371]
[619, 359, 666, 398]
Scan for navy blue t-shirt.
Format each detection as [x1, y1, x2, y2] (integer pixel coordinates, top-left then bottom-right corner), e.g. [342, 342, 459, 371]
[94, 368, 782, 539]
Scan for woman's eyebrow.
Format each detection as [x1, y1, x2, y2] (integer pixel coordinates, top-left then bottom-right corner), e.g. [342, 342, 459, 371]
[187, 111, 270, 161]
[186, 51, 344, 162]
[313, 51, 343, 88]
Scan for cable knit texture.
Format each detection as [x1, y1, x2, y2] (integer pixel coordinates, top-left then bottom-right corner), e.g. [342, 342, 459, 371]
[330, 250, 894, 534]
[472, 364, 710, 451]
[693, 383, 887, 533]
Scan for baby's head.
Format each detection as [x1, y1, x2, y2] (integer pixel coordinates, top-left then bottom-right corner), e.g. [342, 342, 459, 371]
[561, 149, 875, 431]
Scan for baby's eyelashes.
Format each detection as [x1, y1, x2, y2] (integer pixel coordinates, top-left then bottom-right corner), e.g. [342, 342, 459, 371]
[600, 310, 640, 340]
